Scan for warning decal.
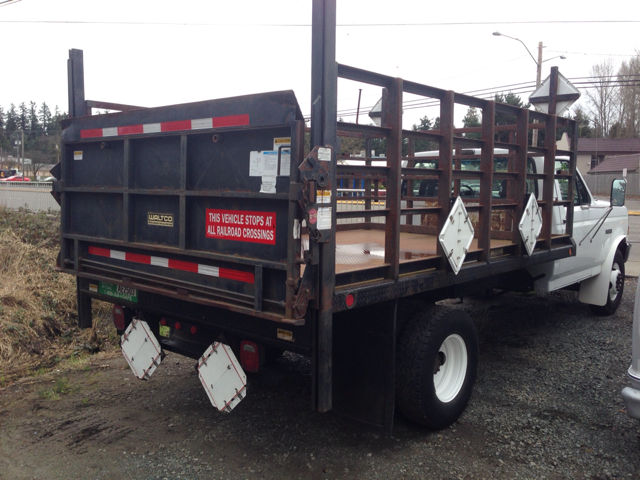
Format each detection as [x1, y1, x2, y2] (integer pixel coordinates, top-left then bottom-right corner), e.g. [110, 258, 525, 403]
[206, 209, 276, 245]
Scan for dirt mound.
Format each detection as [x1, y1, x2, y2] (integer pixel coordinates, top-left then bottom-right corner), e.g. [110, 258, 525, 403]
[0, 208, 118, 384]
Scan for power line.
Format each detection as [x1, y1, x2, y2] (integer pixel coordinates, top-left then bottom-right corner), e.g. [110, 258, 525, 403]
[548, 49, 640, 57]
[0, 0, 21, 7]
[1, 19, 640, 27]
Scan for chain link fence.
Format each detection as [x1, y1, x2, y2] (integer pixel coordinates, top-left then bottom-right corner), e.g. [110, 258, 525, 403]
[0, 182, 60, 212]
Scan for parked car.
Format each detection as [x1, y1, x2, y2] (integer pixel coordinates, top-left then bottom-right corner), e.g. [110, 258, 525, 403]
[41, 177, 55, 182]
[622, 264, 640, 419]
[0, 175, 31, 182]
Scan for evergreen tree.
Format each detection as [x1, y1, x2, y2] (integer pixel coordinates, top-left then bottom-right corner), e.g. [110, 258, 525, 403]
[6, 104, 18, 132]
[572, 105, 594, 138]
[29, 101, 40, 135]
[38, 102, 52, 132]
[494, 93, 530, 143]
[461, 107, 481, 140]
[411, 115, 439, 153]
[18, 102, 29, 131]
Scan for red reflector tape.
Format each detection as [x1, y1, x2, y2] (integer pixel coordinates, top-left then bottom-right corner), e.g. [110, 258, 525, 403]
[125, 252, 151, 264]
[87, 246, 254, 284]
[80, 114, 250, 139]
[80, 128, 104, 139]
[161, 119, 192, 132]
[168, 258, 199, 273]
[118, 124, 144, 135]
[88, 246, 111, 257]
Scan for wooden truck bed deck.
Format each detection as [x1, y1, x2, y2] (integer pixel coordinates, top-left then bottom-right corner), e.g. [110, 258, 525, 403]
[304, 230, 515, 273]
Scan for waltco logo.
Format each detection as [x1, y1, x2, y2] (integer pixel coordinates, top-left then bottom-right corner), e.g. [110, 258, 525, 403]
[148, 212, 174, 227]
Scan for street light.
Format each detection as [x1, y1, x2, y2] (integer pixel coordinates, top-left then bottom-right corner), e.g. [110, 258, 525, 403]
[493, 32, 566, 145]
[492, 31, 566, 88]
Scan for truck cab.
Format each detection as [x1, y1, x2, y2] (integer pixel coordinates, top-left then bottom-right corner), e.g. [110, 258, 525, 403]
[528, 158, 629, 314]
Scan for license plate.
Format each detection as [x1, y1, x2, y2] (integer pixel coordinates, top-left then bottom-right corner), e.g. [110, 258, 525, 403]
[98, 282, 138, 303]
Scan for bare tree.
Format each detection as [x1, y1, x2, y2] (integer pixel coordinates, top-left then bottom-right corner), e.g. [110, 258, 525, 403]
[616, 51, 640, 138]
[586, 59, 618, 137]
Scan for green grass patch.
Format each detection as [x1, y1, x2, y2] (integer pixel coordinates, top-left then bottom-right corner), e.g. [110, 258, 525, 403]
[39, 377, 76, 400]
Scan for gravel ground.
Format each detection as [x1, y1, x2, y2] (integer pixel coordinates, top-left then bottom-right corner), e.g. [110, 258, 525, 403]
[1, 279, 639, 479]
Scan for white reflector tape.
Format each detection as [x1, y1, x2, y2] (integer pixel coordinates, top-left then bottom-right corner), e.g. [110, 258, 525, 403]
[198, 264, 220, 277]
[143, 123, 162, 134]
[150, 256, 169, 268]
[103, 127, 119, 137]
[111, 250, 126, 261]
[121, 319, 163, 380]
[191, 118, 213, 130]
[197, 342, 247, 413]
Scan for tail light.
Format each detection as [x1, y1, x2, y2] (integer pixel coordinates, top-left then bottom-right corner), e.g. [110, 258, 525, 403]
[240, 340, 260, 373]
[112, 305, 125, 331]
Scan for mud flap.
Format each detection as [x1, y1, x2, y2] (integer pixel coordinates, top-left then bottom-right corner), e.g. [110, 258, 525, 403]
[76, 277, 92, 329]
[331, 300, 397, 434]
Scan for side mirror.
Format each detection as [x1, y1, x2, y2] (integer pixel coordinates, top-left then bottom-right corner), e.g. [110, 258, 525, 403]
[611, 178, 626, 207]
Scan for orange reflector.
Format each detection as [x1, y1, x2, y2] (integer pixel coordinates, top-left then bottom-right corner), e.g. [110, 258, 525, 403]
[240, 340, 260, 372]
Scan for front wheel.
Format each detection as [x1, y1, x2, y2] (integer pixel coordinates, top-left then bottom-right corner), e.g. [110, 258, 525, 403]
[396, 306, 479, 429]
[590, 250, 625, 316]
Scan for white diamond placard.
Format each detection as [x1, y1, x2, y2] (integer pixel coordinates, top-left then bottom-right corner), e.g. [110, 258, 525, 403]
[439, 197, 475, 275]
[121, 319, 163, 380]
[519, 193, 543, 256]
[197, 342, 247, 413]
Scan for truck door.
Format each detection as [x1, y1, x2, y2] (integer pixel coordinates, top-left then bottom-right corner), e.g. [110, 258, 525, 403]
[552, 168, 603, 281]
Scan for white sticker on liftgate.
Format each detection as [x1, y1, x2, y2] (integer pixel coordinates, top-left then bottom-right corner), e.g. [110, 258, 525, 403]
[318, 147, 331, 161]
[74, 151, 83, 160]
[273, 138, 292, 176]
[317, 207, 332, 230]
[249, 151, 278, 177]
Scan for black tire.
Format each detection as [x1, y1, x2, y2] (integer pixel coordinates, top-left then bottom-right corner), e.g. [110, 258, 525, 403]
[396, 299, 429, 339]
[589, 250, 625, 316]
[396, 306, 479, 430]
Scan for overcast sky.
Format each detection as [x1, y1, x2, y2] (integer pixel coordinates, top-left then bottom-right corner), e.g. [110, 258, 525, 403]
[1, 0, 639, 128]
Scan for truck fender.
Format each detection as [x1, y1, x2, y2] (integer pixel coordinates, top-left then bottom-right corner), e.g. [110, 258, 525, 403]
[579, 235, 627, 306]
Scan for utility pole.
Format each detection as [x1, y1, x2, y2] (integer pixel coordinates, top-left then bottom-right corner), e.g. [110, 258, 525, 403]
[532, 42, 543, 147]
[355, 88, 362, 124]
[21, 129, 25, 178]
[493, 33, 565, 147]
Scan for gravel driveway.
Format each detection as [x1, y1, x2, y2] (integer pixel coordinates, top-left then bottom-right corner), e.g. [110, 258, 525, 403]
[0, 280, 639, 479]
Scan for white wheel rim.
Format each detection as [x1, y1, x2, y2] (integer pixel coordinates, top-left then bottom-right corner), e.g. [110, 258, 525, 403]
[434, 334, 468, 403]
[609, 262, 621, 301]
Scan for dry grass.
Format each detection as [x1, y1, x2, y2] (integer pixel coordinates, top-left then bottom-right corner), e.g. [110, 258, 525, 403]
[0, 207, 119, 384]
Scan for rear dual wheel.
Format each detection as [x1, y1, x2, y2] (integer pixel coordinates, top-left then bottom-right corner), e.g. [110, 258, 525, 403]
[396, 306, 478, 430]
